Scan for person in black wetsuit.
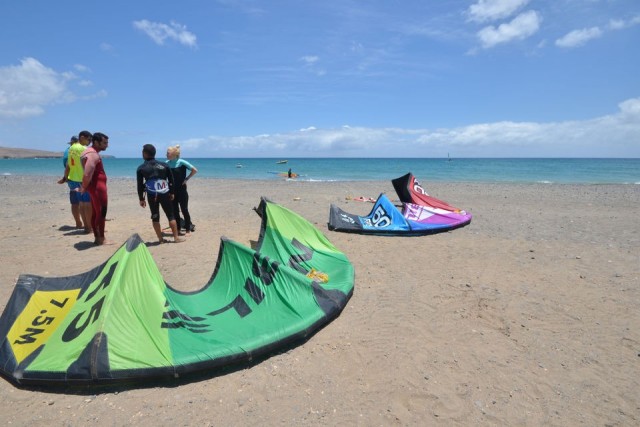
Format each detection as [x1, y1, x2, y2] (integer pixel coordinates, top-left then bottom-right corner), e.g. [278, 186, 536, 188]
[136, 144, 184, 244]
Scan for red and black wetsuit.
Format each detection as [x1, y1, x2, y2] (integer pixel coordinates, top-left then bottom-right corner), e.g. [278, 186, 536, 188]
[81, 147, 108, 240]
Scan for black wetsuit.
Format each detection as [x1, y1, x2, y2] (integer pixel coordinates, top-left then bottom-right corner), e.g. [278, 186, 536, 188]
[168, 160, 194, 231]
[136, 159, 175, 223]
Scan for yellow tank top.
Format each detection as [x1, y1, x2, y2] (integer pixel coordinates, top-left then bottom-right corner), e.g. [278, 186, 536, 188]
[67, 143, 86, 182]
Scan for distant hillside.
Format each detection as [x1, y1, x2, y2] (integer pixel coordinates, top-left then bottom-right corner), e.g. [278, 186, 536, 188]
[0, 147, 114, 159]
[0, 147, 63, 159]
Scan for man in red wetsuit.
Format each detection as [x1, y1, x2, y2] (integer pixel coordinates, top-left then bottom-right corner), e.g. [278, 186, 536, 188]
[80, 132, 111, 245]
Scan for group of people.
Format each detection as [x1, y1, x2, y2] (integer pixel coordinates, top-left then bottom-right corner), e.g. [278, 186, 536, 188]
[136, 144, 197, 244]
[60, 132, 197, 246]
[59, 131, 110, 245]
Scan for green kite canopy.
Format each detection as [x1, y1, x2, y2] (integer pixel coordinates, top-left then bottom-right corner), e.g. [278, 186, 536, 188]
[0, 198, 354, 386]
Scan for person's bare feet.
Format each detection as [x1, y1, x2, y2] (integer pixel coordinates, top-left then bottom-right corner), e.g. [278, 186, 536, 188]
[174, 237, 185, 243]
[95, 237, 115, 246]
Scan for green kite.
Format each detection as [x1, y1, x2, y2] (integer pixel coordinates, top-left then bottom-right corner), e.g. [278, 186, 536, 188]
[0, 198, 354, 386]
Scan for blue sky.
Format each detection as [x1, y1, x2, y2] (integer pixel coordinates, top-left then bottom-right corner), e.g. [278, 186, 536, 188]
[1, 0, 639, 158]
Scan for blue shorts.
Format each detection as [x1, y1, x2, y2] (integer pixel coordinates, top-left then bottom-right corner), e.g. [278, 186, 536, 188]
[68, 180, 91, 204]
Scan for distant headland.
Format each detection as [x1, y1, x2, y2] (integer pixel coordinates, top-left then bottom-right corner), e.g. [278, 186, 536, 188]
[0, 147, 114, 159]
[0, 147, 63, 159]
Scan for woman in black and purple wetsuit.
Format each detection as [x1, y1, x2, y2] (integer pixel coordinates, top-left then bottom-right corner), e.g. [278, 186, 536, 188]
[166, 145, 198, 235]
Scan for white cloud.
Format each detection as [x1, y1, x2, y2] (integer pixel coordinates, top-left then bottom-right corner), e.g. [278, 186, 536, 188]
[300, 55, 325, 76]
[178, 127, 413, 156]
[133, 20, 197, 48]
[468, 0, 530, 23]
[215, 0, 265, 15]
[555, 27, 602, 48]
[173, 97, 640, 157]
[608, 19, 626, 30]
[555, 15, 639, 49]
[0, 58, 71, 119]
[413, 97, 640, 156]
[0, 58, 106, 120]
[618, 97, 640, 118]
[608, 15, 640, 30]
[74, 64, 91, 73]
[477, 10, 541, 48]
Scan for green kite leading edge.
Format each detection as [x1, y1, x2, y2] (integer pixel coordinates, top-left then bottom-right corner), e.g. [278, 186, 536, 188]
[0, 198, 354, 386]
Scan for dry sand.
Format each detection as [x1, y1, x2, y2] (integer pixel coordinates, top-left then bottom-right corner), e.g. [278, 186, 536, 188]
[0, 175, 638, 426]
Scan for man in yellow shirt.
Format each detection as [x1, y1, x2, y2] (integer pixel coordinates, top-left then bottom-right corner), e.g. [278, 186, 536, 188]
[58, 130, 93, 233]
[60, 135, 79, 227]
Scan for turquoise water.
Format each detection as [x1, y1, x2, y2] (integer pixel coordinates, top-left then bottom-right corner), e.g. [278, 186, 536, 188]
[1, 158, 638, 184]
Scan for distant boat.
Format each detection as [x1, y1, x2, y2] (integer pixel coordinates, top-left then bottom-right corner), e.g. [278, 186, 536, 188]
[276, 160, 288, 164]
[236, 164, 243, 168]
[447, 153, 452, 162]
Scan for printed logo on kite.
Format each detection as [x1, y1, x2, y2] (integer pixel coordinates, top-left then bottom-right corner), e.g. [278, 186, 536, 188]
[7, 289, 80, 364]
[338, 213, 355, 224]
[371, 205, 391, 228]
[412, 179, 426, 195]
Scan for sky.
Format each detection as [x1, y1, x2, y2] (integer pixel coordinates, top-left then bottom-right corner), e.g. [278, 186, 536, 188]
[0, 0, 639, 158]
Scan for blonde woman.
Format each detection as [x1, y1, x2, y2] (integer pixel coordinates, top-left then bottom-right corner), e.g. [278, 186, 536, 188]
[166, 145, 198, 234]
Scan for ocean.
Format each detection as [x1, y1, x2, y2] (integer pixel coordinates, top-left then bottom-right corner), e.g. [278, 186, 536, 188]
[1, 158, 638, 184]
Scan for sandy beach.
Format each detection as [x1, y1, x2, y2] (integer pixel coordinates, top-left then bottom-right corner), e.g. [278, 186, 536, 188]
[0, 175, 638, 426]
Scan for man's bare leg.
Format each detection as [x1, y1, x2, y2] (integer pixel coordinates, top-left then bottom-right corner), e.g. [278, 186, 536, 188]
[80, 202, 93, 234]
[71, 204, 82, 228]
[152, 222, 165, 243]
[169, 220, 185, 243]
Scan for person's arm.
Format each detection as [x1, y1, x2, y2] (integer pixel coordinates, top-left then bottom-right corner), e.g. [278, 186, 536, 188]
[80, 152, 98, 192]
[58, 163, 70, 184]
[166, 165, 176, 199]
[136, 167, 146, 207]
[182, 160, 198, 184]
